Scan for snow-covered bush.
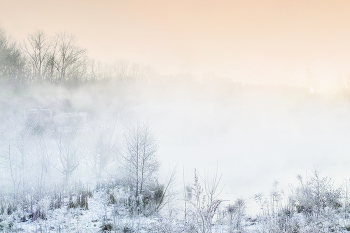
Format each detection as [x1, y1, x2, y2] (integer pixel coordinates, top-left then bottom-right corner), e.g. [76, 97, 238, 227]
[101, 221, 113, 232]
[254, 182, 298, 233]
[254, 170, 345, 233]
[226, 198, 246, 232]
[0, 219, 13, 232]
[294, 170, 342, 218]
[185, 169, 224, 233]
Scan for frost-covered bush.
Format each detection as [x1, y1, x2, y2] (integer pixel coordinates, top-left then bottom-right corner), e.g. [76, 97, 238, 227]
[38, 196, 51, 215]
[254, 182, 299, 233]
[254, 170, 345, 233]
[152, 216, 179, 233]
[50, 193, 63, 209]
[0, 220, 13, 231]
[121, 181, 169, 216]
[226, 198, 246, 232]
[184, 169, 224, 233]
[294, 170, 342, 219]
[101, 221, 114, 232]
[67, 190, 89, 210]
[140, 184, 166, 216]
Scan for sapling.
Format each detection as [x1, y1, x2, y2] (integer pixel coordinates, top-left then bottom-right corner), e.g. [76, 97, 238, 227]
[120, 121, 159, 215]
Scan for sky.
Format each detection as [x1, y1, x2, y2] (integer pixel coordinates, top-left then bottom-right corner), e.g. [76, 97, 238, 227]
[1, 0, 350, 88]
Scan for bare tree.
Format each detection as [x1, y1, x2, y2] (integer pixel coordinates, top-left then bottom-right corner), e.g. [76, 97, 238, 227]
[115, 59, 130, 82]
[22, 30, 52, 82]
[121, 122, 159, 211]
[33, 136, 51, 194]
[54, 133, 81, 185]
[51, 32, 87, 83]
[0, 112, 44, 201]
[86, 59, 103, 81]
[85, 119, 119, 179]
[0, 27, 27, 82]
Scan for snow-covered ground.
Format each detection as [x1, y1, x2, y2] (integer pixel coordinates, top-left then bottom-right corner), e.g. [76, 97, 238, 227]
[2, 183, 350, 233]
[1, 187, 161, 232]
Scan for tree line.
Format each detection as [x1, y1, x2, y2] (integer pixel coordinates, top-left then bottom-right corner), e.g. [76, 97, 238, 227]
[0, 27, 156, 85]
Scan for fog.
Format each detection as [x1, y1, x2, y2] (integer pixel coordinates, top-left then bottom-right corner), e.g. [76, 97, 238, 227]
[2, 74, 350, 214]
[118, 82, 350, 212]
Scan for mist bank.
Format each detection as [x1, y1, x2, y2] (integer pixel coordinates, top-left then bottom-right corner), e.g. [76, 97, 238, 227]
[1, 79, 350, 220]
[2, 80, 350, 181]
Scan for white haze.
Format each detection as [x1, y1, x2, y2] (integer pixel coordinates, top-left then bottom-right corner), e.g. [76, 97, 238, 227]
[2, 78, 350, 214]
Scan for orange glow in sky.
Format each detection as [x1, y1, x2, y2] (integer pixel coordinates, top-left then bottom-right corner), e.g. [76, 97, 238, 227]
[1, 0, 350, 88]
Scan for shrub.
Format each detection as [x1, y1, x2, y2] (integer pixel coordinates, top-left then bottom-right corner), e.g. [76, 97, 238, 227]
[122, 225, 134, 233]
[294, 170, 342, 218]
[109, 193, 116, 204]
[80, 193, 89, 210]
[0, 220, 13, 231]
[101, 222, 113, 232]
[226, 198, 246, 232]
[185, 169, 224, 233]
[68, 201, 78, 209]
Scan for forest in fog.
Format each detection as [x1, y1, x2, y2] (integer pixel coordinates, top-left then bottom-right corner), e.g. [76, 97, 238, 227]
[2, 26, 350, 232]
